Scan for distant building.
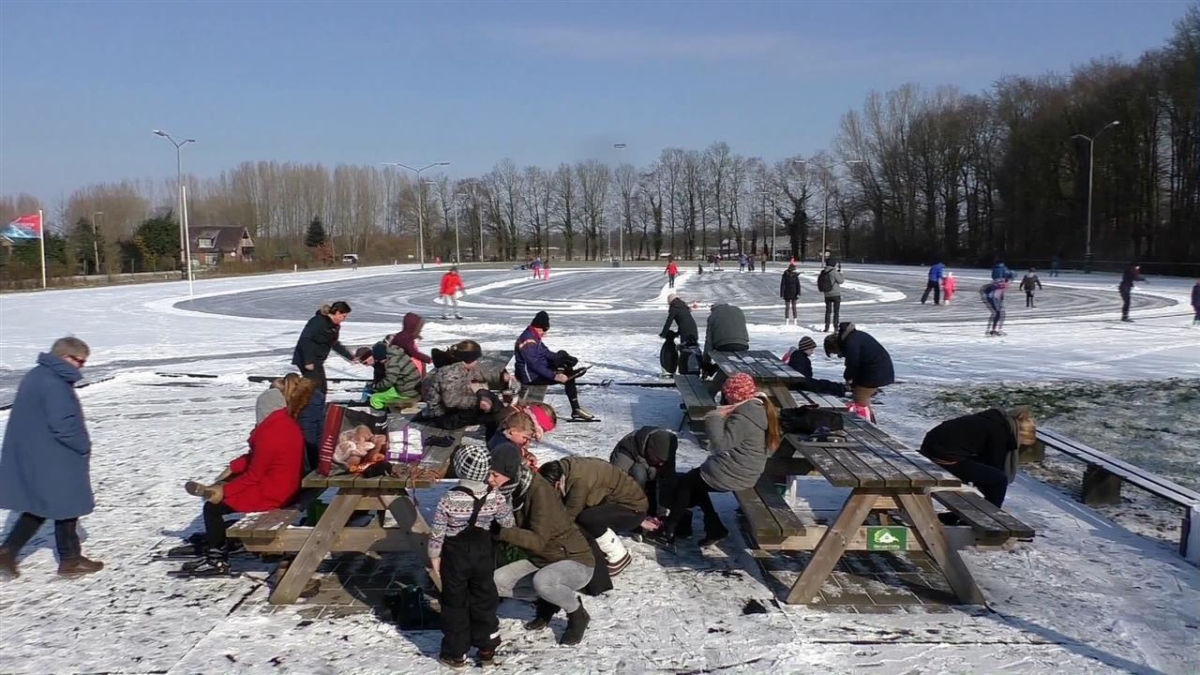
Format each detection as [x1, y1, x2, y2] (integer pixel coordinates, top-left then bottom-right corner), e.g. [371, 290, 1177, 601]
[190, 226, 255, 266]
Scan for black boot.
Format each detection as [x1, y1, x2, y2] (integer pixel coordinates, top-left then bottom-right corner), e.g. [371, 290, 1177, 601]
[560, 600, 590, 645]
[524, 598, 558, 631]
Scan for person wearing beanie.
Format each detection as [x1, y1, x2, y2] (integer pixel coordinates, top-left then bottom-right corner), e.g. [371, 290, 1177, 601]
[514, 312, 595, 421]
[660, 294, 700, 375]
[655, 374, 782, 548]
[780, 263, 802, 324]
[783, 336, 847, 397]
[824, 323, 894, 421]
[609, 426, 678, 522]
[431, 443, 514, 668]
[439, 268, 466, 320]
[539, 457, 650, 577]
[420, 340, 516, 430]
[918, 407, 1036, 512]
[818, 259, 845, 332]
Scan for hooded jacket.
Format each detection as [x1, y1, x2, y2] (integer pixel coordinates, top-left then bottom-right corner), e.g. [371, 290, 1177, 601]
[660, 298, 699, 344]
[292, 307, 353, 370]
[610, 427, 677, 485]
[498, 473, 596, 568]
[919, 408, 1021, 483]
[370, 335, 422, 399]
[558, 457, 649, 519]
[440, 271, 465, 296]
[1019, 273, 1042, 292]
[514, 326, 557, 384]
[703, 304, 750, 357]
[833, 322, 894, 388]
[389, 313, 432, 370]
[699, 399, 770, 492]
[779, 267, 802, 300]
[421, 361, 501, 417]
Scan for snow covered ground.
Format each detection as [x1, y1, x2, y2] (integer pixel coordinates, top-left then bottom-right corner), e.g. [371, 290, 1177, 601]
[1, 263, 1198, 675]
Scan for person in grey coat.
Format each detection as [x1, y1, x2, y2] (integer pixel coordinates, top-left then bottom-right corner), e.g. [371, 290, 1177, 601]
[656, 374, 780, 547]
[702, 303, 749, 376]
[0, 338, 104, 579]
[818, 259, 845, 332]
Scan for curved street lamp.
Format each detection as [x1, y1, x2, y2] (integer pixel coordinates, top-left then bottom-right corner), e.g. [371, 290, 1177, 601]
[1071, 120, 1120, 272]
[153, 130, 196, 291]
[381, 162, 449, 269]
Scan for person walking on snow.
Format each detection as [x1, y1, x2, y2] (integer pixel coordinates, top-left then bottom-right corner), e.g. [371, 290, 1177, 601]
[1019, 268, 1043, 308]
[981, 278, 1009, 335]
[1192, 280, 1200, 326]
[942, 271, 957, 305]
[0, 338, 104, 579]
[818, 259, 844, 332]
[779, 263, 802, 324]
[665, 258, 678, 289]
[440, 267, 466, 320]
[922, 261, 945, 305]
[1119, 263, 1146, 322]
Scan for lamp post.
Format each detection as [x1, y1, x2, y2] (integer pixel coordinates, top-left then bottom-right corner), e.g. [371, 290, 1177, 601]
[796, 158, 862, 263]
[1071, 121, 1120, 273]
[91, 211, 103, 275]
[613, 143, 627, 261]
[452, 193, 472, 265]
[382, 162, 449, 269]
[153, 130, 195, 276]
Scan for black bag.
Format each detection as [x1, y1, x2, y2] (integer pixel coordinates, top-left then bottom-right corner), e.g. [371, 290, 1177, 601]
[779, 407, 844, 435]
[817, 269, 833, 293]
[659, 339, 678, 375]
[384, 585, 440, 630]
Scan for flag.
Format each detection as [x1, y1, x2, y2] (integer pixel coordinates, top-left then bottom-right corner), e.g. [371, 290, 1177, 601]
[1, 213, 42, 240]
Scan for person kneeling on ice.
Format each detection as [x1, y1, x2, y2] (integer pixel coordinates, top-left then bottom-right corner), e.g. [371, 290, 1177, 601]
[538, 458, 652, 576]
[654, 374, 781, 547]
[823, 323, 894, 422]
[918, 407, 1037, 517]
[514, 311, 595, 421]
[175, 378, 315, 576]
[493, 466, 604, 646]
[430, 444, 515, 668]
[357, 333, 421, 412]
[783, 336, 848, 397]
[609, 427, 678, 532]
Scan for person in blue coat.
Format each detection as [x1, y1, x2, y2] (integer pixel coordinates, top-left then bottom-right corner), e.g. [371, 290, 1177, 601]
[0, 338, 104, 579]
[514, 311, 594, 421]
[823, 322, 894, 410]
[991, 260, 1013, 281]
[921, 261, 945, 305]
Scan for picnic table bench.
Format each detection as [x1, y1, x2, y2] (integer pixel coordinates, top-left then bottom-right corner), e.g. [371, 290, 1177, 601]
[708, 349, 807, 410]
[674, 374, 718, 437]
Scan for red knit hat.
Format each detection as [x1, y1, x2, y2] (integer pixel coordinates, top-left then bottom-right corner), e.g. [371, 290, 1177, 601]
[722, 373, 758, 405]
[529, 405, 555, 433]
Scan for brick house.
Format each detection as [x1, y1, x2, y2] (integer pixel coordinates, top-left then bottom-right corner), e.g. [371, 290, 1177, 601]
[191, 227, 255, 266]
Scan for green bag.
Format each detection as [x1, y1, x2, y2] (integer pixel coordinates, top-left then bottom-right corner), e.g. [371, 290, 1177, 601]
[306, 500, 328, 525]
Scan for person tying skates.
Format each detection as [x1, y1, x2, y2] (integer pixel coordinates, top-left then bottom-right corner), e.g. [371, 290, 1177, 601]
[823, 323, 894, 422]
[515, 311, 596, 421]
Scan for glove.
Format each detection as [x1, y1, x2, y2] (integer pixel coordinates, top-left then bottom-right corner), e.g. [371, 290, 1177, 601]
[489, 520, 503, 539]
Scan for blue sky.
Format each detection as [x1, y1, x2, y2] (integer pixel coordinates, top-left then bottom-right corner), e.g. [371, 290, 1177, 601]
[0, 0, 1189, 204]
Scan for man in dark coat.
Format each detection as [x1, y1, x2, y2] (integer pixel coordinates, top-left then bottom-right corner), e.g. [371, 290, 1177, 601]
[515, 311, 593, 421]
[660, 295, 700, 375]
[823, 322, 894, 408]
[609, 426, 677, 518]
[779, 264, 801, 323]
[292, 301, 356, 392]
[0, 337, 103, 578]
[1119, 264, 1146, 322]
[702, 303, 749, 376]
[919, 407, 1037, 510]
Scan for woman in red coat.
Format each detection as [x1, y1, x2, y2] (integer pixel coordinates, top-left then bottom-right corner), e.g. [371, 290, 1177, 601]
[440, 267, 466, 320]
[175, 378, 315, 576]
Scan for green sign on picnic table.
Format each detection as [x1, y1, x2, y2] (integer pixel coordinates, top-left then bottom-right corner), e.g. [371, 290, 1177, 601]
[866, 526, 908, 551]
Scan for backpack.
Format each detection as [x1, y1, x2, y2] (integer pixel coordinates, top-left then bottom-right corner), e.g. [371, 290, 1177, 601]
[817, 269, 834, 293]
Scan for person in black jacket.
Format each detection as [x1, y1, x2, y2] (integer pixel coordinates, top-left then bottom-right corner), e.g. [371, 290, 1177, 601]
[660, 295, 700, 374]
[919, 407, 1036, 510]
[823, 322, 893, 409]
[1118, 264, 1146, 322]
[784, 336, 847, 397]
[779, 264, 801, 323]
[609, 426, 677, 520]
[702, 303, 749, 376]
[292, 301, 357, 393]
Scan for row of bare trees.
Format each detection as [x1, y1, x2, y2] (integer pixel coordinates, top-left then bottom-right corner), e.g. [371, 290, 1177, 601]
[3, 8, 1196, 273]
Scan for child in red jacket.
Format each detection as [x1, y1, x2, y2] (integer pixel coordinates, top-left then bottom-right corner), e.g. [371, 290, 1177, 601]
[440, 268, 466, 320]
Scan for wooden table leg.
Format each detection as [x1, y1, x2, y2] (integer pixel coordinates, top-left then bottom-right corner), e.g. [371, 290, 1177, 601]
[270, 489, 361, 605]
[786, 490, 876, 604]
[896, 492, 987, 605]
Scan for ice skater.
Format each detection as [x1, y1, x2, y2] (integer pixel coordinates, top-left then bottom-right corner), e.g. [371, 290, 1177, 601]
[440, 267, 466, 319]
[818, 258, 844, 332]
[1019, 268, 1043, 308]
[981, 278, 1009, 336]
[921, 260, 945, 305]
[665, 258, 678, 289]
[1191, 279, 1200, 326]
[1119, 263, 1145, 322]
[942, 271, 957, 305]
[779, 263, 801, 324]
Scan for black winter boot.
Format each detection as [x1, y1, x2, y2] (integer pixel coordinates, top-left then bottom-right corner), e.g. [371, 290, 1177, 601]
[560, 600, 590, 645]
[524, 598, 558, 631]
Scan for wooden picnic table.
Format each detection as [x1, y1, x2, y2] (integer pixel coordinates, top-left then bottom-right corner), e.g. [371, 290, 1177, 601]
[708, 349, 809, 410]
[781, 425, 988, 605]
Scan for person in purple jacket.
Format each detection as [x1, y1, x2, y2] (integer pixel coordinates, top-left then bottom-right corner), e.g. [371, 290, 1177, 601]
[514, 312, 594, 421]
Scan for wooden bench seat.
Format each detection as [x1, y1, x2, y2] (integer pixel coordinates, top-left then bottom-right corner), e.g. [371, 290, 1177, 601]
[228, 488, 324, 546]
[674, 374, 717, 437]
[932, 490, 1035, 541]
[735, 476, 806, 547]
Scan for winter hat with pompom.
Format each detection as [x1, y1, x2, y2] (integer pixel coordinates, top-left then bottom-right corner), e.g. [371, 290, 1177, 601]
[722, 373, 758, 405]
[453, 443, 493, 484]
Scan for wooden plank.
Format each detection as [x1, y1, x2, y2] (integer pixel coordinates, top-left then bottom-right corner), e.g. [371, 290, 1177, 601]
[763, 382, 800, 409]
[734, 488, 783, 544]
[785, 491, 877, 604]
[242, 528, 428, 554]
[754, 477, 806, 536]
[301, 471, 331, 489]
[227, 510, 302, 542]
[269, 489, 362, 604]
[897, 492, 986, 605]
[1038, 429, 1200, 505]
[794, 446, 860, 487]
[822, 446, 890, 488]
[862, 444, 941, 488]
[931, 491, 1009, 535]
[835, 444, 912, 488]
[324, 473, 360, 488]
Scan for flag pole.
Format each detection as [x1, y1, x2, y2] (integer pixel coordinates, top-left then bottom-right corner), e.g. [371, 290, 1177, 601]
[38, 209, 46, 289]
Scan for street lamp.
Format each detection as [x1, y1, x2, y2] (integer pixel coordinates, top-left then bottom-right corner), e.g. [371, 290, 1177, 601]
[1071, 120, 1120, 273]
[613, 143, 628, 261]
[91, 211, 103, 275]
[382, 162, 449, 269]
[452, 193, 472, 265]
[796, 158, 863, 263]
[153, 130, 195, 277]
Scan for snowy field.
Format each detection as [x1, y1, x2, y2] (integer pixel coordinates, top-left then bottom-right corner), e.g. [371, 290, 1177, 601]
[1, 263, 1198, 675]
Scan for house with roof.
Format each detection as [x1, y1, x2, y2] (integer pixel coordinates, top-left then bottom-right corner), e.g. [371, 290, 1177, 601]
[190, 226, 255, 267]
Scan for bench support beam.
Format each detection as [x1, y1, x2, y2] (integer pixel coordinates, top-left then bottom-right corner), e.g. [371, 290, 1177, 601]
[1082, 464, 1123, 506]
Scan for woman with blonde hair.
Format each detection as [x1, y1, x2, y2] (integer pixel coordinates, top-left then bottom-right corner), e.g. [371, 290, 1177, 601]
[919, 407, 1036, 513]
[655, 373, 781, 547]
[173, 378, 316, 576]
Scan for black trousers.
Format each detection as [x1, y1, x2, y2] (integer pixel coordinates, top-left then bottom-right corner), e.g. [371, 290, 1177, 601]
[1025, 291, 1035, 307]
[921, 281, 942, 304]
[941, 459, 1008, 508]
[204, 502, 237, 549]
[823, 297, 841, 331]
[575, 503, 646, 537]
[440, 529, 499, 658]
[424, 408, 501, 436]
[1, 513, 81, 559]
[783, 299, 798, 319]
[300, 364, 328, 393]
[1120, 288, 1132, 319]
[987, 299, 1005, 332]
[526, 378, 581, 411]
[663, 469, 725, 536]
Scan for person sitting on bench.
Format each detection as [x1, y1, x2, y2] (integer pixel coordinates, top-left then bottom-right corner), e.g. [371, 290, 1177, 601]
[783, 336, 848, 397]
[357, 333, 421, 412]
[175, 378, 316, 576]
[514, 311, 595, 421]
[918, 407, 1036, 515]
[420, 340, 514, 431]
[702, 303, 749, 377]
[254, 373, 327, 470]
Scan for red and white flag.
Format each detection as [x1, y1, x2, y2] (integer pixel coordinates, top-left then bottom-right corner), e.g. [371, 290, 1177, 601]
[1, 213, 42, 240]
